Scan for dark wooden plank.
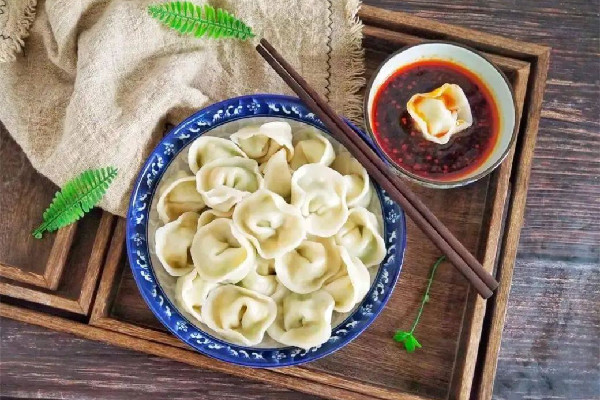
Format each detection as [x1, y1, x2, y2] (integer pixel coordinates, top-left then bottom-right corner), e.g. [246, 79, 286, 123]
[493, 259, 600, 400]
[43, 223, 78, 290]
[0, 127, 61, 280]
[365, 0, 600, 127]
[0, 209, 112, 314]
[0, 317, 316, 400]
[0, 304, 369, 400]
[362, 25, 531, 72]
[77, 212, 116, 313]
[517, 119, 600, 261]
[0, 121, 80, 290]
[361, 1, 600, 399]
[89, 224, 391, 400]
[1, 1, 598, 400]
[94, 166, 496, 399]
[0, 120, 113, 312]
[86, 15, 532, 400]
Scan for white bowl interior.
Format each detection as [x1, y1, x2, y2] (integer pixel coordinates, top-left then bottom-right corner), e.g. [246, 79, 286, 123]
[366, 43, 516, 183]
[148, 116, 384, 349]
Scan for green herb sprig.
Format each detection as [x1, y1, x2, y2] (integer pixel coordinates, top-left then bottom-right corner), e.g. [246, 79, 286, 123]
[394, 256, 445, 353]
[148, 2, 255, 40]
[32, 167, 118, 239]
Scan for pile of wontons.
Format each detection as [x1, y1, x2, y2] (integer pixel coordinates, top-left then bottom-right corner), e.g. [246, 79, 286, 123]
[154, 120, 386, 350]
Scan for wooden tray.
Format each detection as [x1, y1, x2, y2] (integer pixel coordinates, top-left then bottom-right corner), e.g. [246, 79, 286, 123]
[0, 132, 116, 315]
[0, 6, 550, 400]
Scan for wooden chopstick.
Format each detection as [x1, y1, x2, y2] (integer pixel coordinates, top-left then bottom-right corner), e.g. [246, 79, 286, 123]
[257, 38, 498, 298]
[258, 38, 498, 292]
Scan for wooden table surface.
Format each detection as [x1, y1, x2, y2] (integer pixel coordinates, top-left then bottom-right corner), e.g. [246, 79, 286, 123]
[1, 1, 598, 399]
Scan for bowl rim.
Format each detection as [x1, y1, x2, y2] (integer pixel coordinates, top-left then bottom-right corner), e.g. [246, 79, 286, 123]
[126, 94, 407, 368]
[363, 40, 519, 189]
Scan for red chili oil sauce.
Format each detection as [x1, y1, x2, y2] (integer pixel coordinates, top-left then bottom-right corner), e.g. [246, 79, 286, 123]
[371, 60, 500, 181]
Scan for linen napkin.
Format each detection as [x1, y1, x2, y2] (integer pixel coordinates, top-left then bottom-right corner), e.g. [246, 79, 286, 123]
[0, 0, 37, 62]
[0, 0, 364, 216]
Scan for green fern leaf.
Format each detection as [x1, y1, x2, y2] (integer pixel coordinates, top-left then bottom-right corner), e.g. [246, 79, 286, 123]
[32, 167, 118, 239]
[148, 2, 255, 40]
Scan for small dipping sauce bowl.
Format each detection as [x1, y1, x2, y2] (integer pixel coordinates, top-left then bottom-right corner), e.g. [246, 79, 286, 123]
[364, 42, 517, 188]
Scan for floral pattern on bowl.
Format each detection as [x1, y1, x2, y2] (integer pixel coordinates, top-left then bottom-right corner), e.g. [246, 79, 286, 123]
[126, 94, 407, 367]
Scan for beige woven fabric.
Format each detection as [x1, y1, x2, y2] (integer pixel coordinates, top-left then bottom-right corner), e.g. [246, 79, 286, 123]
[0, 0, 364, 216]
[0, 0, 37, 62]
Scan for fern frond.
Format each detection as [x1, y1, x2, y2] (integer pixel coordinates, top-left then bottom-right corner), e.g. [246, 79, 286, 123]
[148, 2, 255, 40]
[32, 167, 118, 239]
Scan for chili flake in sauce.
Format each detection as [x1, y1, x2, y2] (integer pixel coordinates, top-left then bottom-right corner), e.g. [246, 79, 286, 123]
[371, 60, 500, 181]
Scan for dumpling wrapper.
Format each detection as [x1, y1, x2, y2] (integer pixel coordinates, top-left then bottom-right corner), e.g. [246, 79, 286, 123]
[201, 285, 277, 346]
[291, 164, 349, 237]
[323, 246, 371, 312]
[230, 121, 294, 164]
[275, 236, 341, 294]
[239, 256, 278, 297]
[190, 218, 255, 283]
[334, 207, 386, 268]
[407, 83, 473, 145]
[267, 286, 335, 350]
[155, 211, 198, 276]
[175, 269, 219, 323]
[233, 189, 306, 259]
[196, 156, 263, 212]
[188, 136, 247, 173]
[331, 151, 372, 208]
[197, 208, 232, 227]
[289, 128, 335, 170]
[260, 149, 292, 200]
[156, 172, 205, 223]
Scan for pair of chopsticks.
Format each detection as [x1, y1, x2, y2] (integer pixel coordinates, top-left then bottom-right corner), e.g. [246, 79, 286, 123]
[256, 38, 499, 299]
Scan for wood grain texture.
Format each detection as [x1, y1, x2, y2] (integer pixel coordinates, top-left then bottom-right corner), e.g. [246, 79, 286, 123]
[42, 223, 78, 290]
[90, 219, 126, 323]
[492, 259, 600, 400]
[362, 25, 532, 73]
[0, 303, 370, 400]
[0, 317, 316, 400]
[474, 41, 551, 400]
[77, 212, 116, 313]
[91, 221, 413, 400]
[0, 209, 113, 314]
[0, 222, 77, 290]
[92, 237, 441, 400]
[0, 129, 58, 277]
[450, 59, 528, 399]
[361, 1, 599, 400]
[1, 1, 598, 400]
[0, 122, 115, 312]
[71, 12, 530, 400]
[0, 128, 78, 290]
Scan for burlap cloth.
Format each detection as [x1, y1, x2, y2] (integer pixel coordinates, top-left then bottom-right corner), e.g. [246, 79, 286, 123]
[0, 0, 364, 216]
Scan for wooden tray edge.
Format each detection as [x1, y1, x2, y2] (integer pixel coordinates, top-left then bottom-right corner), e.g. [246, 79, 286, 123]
[0, 302, 403, 400]
[0, 223, 77, 290]
[358, 5, 550, 57]
[0, 6, 551, 399]
[90, 220, 431, 400]
[449, 59, 531, 399]
[473, 48, 551, 400]
[358, 7, 550, 398]
[0, 212, 115, 315]
[357, 7, 551, 397]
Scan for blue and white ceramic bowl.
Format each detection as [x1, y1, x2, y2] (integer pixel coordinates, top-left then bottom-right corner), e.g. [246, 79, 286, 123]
[126, 94, 407, 367]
